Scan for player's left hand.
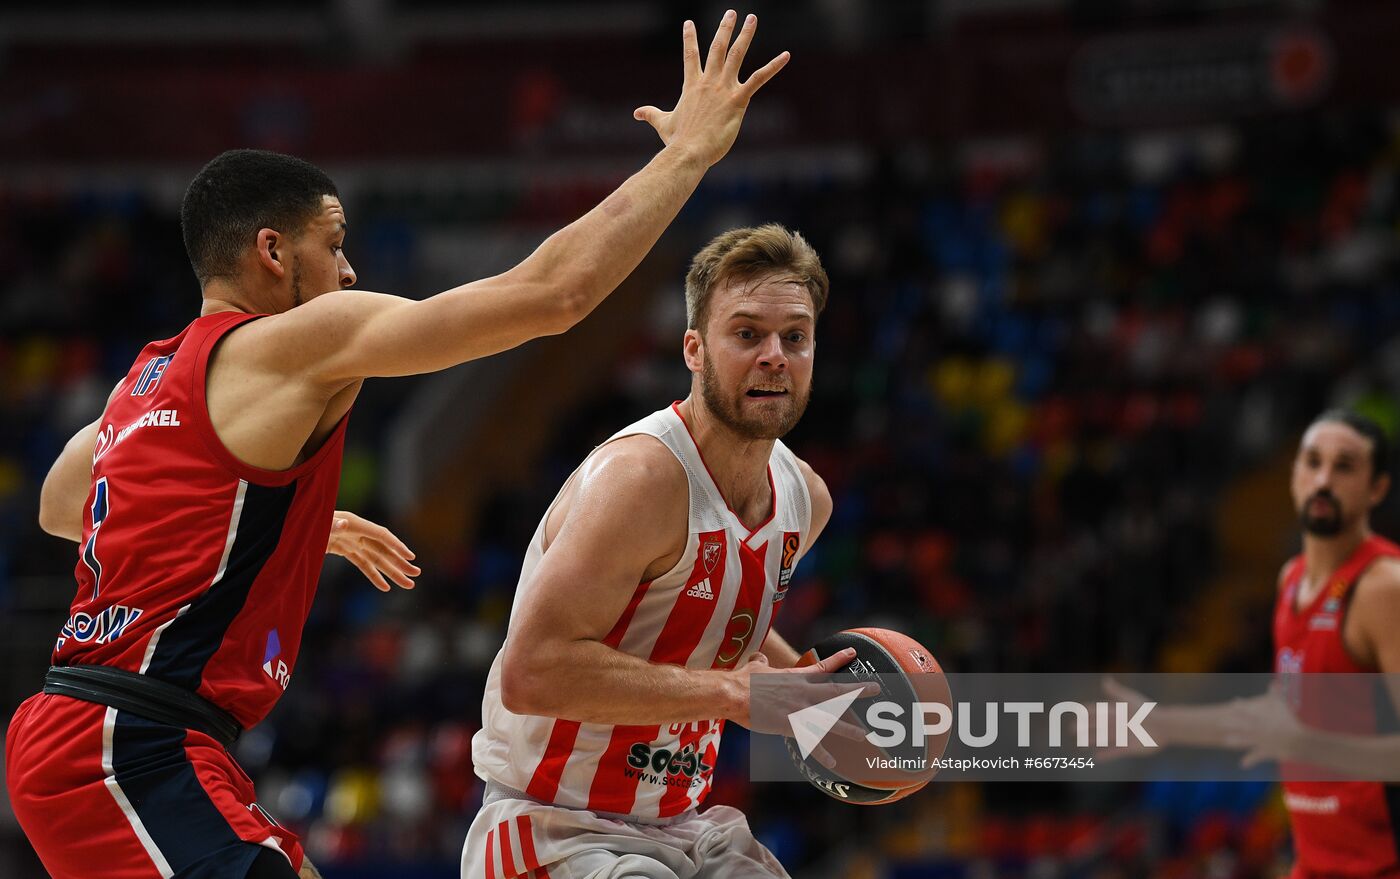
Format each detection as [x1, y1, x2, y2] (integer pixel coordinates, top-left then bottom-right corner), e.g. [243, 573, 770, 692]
[1227, 683, 1305, 768]
[1095, 676, 1164, 761]
[326, 510, 420, 592]
[633, 11, 790, 168]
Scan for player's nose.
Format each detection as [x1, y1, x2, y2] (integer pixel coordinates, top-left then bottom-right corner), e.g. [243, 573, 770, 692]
[339, 254, 357, 288]
[756, 333, 787, 369]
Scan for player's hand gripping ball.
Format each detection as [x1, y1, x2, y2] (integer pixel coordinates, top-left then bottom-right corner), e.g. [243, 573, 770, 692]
[786, 628, 951, 804]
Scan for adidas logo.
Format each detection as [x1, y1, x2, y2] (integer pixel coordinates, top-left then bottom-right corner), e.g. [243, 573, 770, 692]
[685, 578, 716, 601]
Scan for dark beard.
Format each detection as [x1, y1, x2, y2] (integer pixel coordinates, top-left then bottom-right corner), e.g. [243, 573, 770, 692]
[699, 353, 809, 441]
[1299, 490, 1344, 536]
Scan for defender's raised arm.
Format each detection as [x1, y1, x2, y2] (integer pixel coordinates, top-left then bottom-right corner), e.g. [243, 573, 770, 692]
[253, 12, 789, 386]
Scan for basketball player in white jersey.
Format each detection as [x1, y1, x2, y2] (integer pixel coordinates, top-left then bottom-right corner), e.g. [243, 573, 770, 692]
[464, 223, 854, 878]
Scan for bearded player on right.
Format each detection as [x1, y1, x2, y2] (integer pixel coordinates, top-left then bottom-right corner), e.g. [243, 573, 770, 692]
[1110, 410, 1400, 876]
[1255, 411, 1400, 876]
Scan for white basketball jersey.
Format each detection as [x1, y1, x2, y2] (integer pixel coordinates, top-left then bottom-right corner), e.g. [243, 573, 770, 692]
[472, 404, 813, 820]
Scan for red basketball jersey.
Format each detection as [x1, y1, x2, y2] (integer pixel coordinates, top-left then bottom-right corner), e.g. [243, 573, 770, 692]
[52, 312, 348, 729]
[1273, 534, 1400, 878]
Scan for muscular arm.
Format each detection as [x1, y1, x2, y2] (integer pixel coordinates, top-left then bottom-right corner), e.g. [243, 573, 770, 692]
[256, 146, 709, 384]
[1108, 561, 1295, 749]
[761, 457, 833, 670]
[38, 418, 102, 542]
[499, 437, 747, 726]
[236, 15, 787, 388]
[38, 381, 123, 541]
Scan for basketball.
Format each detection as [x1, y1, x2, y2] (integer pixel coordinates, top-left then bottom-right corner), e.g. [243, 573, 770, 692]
[787, 628, 951, 805]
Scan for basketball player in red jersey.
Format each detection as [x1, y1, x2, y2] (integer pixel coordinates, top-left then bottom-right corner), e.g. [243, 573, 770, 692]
[1109, 411, 1400, 876]
[465, 224, 860, 878]
[5, 12, 788, 879]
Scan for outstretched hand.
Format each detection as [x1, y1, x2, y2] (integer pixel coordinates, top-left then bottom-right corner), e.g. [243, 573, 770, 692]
[326, 510, 420, 592]
[1092, 676, 1157, 762]
[634, 10, 790, 168]
[1225, 684, 1305, 769]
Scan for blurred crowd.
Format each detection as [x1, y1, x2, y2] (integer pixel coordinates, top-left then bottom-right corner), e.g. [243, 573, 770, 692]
[7, 108, 1400, 877]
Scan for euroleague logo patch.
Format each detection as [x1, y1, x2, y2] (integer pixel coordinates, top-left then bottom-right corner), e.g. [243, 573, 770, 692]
[774, 531, 800, 602]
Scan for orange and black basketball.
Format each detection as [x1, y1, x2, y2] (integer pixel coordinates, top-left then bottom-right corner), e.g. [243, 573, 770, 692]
[788, 627, 951, 805]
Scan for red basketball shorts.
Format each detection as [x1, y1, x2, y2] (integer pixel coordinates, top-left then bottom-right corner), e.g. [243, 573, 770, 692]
[5, 692, 303, 879]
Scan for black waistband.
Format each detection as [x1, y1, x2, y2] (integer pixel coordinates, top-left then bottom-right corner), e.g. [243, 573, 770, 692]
[43, 665, 243, 748]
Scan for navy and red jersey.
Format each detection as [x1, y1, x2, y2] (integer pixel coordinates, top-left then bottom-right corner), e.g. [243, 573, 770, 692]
[53, 312, 348, 729]
[1274, 534, 1400, 877]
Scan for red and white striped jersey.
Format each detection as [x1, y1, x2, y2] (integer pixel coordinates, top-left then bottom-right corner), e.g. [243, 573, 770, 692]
[473, 403, 813, 820]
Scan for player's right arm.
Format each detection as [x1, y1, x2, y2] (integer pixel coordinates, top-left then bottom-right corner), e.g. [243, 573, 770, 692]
[245, 13, 788, 387]
[499, 436, 852, 727]
[38, 417, 103, 542]
[499, 437, 740, 725]
[38, 380, 124, 542]
[1099, 561, 1295, 754]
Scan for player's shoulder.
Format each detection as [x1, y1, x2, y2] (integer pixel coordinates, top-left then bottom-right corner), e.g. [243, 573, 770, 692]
[211, 290, 394, 377]
[792, 455, 831, 508]
[789, 454, 832, 538]
[589, 431, 682, 471]
[1356, 554, 1400, 600]
[1350, 556, 1400, 652]
[1276, 555, 1302, 593]
[578, 433, 687, 503]
[215, 291, 368, 342]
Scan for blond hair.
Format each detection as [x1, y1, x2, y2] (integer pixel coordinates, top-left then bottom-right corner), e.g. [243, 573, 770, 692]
[684, 224, 829, 331]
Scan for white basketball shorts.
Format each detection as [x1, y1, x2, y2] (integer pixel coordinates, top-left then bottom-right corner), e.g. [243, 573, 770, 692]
[461, 784, 791, 879]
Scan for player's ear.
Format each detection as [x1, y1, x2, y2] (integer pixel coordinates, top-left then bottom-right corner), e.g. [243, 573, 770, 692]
[1371, 471, 1390, 507]
[682, 328, 704, 374]
[255, 229, 286, 278]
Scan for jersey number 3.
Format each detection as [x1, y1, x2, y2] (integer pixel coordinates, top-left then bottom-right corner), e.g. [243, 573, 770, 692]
[82, 477, 110, 600]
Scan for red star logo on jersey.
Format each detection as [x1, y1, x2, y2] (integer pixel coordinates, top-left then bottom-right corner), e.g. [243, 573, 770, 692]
[702, 539, 722, 574]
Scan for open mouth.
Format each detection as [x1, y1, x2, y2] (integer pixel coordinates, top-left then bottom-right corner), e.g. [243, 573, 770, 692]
[746, 387, 789, 398]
